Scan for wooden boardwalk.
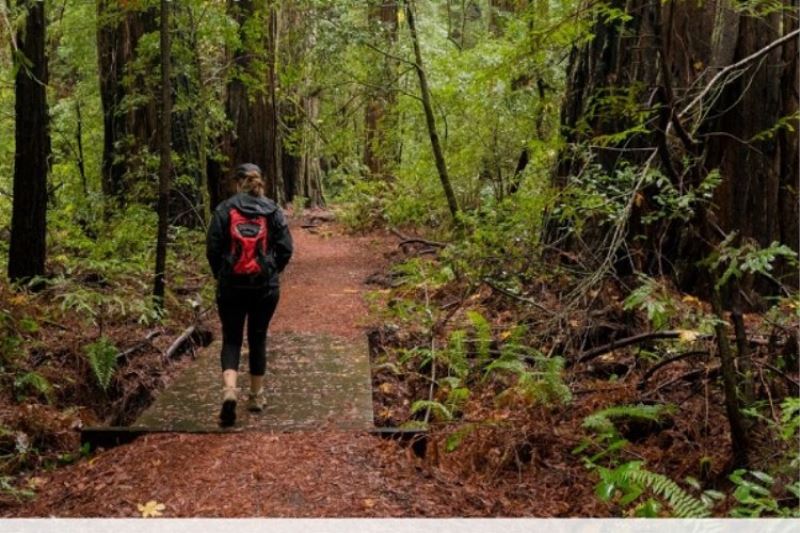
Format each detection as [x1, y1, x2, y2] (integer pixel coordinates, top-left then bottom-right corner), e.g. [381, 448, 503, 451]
[131, 332, 374, 432]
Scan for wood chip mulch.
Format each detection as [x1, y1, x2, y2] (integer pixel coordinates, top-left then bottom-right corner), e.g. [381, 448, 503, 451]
[7, 431, 593, 517]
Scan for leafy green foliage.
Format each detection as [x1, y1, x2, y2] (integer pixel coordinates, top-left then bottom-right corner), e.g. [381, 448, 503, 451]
[13, 371, 53, 403]
[83, 337, 118, 391]
[466, 310, 492, 363]
[0, 309, 22, 369]
[623, 275, 674, 330]
[410, 399, 453, 422]
[705, 233, 798, 289]
[0, 475, 34, 502]
[483, 325, 571, 406]
[729, 469, 800, 517]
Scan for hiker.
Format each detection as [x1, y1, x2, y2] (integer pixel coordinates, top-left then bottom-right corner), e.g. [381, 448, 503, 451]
[206, 163, 293, 427]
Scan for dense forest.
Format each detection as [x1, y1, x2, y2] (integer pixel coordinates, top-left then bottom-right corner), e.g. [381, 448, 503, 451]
[0, 0, 798, 518]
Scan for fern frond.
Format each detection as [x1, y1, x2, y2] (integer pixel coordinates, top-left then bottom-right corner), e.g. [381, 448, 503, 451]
[583, 403, 674, 434]
[466, 310, 492, 362]
[84, 337, 118, 391]
[622, 467, 710, 518]
[410, 399, 453, 422]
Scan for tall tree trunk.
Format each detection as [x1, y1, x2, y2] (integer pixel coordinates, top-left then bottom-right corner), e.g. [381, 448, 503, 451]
[8, 0, 50, 283]
[153, 0, 172, 304]
[364, 1, 398, 177]
[96, 0, 158, 205]
[266, 5, 283, 202]
[217, 0, 282, 204]
[74, 99, 87, 195]
[405, 0, 459, 219]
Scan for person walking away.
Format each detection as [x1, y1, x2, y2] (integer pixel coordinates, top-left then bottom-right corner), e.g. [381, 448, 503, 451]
[206, 163, 293, 427]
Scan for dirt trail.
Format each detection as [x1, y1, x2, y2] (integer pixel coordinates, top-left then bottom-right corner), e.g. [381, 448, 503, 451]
[270, 220, 384, 339]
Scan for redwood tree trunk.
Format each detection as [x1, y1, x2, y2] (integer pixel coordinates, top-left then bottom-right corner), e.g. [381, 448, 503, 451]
[96, 0, 158, 205]
[215, 0, 282, 204]
[8, 0, 50, 282]
[153, 0, 172, 303]
[364, 1, 398, 177]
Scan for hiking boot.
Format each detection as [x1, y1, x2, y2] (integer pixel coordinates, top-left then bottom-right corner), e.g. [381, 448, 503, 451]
[247, 389, 265, 412]
[219, 387, 237, 427]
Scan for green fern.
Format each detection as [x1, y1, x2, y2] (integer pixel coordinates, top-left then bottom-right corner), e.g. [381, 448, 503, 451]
[13, 371, 53, 403]
[84, 337, 118, 391]
[445, 329, 469, 379]
[410, 399, 453, 422]
[466, 310, 492, 362]
[625, 466, 710, 517]
[583, 403, 675, 435]
[518, 355, 572, 405]
[485, 348, 571, 406]
[599, 461, 710, 518]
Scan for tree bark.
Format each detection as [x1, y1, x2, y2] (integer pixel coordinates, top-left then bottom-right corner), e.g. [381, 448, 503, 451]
[215, 0, 282, 204]
[153, 0, 172, 304]
[8, 0, 50, 283]
[96, 0, 158, 205]
[364, 1, 398, 177]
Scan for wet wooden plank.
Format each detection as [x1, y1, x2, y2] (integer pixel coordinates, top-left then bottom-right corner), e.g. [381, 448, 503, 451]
[129, 332, 374, 432]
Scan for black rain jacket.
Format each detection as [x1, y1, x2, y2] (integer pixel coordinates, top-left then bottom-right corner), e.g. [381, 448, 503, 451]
[206, 192, 293, 289]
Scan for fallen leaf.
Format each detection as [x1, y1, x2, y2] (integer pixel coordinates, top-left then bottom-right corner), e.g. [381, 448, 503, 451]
[363, 498, 376, 508]
[379, 382, 394, 394]
[682, 295, 701, 306]
[677, 329, 700, 343]
[137, 500, 166, 518]
[27, 477, 46, 489]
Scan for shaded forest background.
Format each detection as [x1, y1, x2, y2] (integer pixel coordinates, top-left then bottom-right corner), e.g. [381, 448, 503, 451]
[0, 0, 798, 517]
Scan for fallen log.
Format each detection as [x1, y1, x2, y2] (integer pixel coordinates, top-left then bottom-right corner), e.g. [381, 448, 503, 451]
[575, 331, 713, 365]
[389, 227, 448, 248]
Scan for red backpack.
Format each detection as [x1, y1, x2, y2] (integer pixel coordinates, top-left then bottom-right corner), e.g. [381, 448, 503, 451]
[228, 208, 269, 276]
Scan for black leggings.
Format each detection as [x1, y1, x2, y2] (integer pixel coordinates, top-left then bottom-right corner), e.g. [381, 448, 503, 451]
[217, 286, 280, 376]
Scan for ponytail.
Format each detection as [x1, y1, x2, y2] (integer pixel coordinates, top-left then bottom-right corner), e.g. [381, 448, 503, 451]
[235, 163, 266, 197]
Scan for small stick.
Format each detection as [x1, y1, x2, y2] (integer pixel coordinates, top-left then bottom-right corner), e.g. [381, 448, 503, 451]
[389, 227, 448, 248]
[164, 326, 196, 360]
[482, 278, 554, 315]
[575, 331, 712, 364]
[638, 350, 708, 389]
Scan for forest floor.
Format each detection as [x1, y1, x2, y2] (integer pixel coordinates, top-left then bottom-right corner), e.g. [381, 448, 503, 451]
[3, 215, 605, 517]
